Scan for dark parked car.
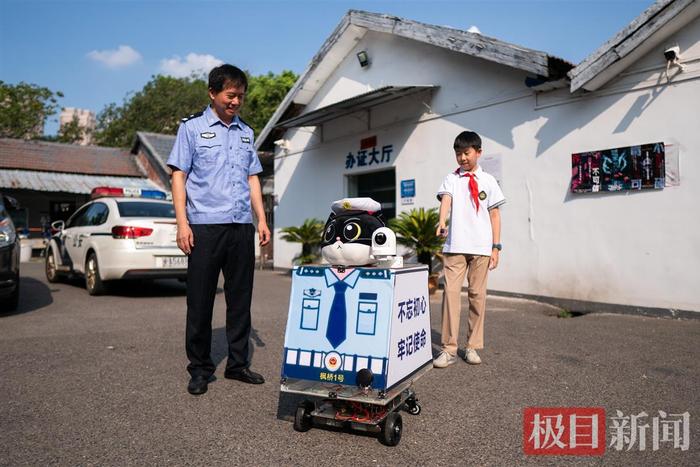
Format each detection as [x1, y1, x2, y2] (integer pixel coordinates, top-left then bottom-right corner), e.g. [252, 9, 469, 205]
[0, 194, 20, 311]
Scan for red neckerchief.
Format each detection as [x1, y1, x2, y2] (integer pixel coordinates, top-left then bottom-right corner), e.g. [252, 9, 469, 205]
[455, 168, 479, 213]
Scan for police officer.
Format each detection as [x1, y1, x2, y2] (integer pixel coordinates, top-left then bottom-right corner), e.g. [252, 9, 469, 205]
[167, 64, 270, 395]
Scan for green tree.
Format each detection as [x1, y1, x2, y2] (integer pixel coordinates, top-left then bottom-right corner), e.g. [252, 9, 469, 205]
[388, 208, 446, 273]
[0, 81, 63, 139]
[280, 218, 325, 265]
[57, 114, 88, 144]
[240, 70, 297, 137]
[93, 75, 209, 147]
[93, 70, 297, 148]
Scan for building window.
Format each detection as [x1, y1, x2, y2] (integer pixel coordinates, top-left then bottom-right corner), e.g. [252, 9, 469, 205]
[347, 168, 396, 220]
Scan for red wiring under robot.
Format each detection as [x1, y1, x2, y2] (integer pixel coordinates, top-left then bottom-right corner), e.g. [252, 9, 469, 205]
[334, 402, 387, 423]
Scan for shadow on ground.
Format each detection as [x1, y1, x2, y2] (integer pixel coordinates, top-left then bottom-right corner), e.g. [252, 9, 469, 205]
[57, 276, 217, 298]
[0, 277, 53, 316]
[211, 326, 267, 369]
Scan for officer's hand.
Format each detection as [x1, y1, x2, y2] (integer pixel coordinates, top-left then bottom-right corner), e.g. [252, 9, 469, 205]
[258, 221, 271, 247]
[177, 223, 194, 255]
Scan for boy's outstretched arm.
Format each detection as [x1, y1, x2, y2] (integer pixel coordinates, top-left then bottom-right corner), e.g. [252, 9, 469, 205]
[489, 207, 501, 270]
[436, 194, 451, 237]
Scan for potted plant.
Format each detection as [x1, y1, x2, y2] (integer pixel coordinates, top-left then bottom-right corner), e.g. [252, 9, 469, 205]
[280, 218, 325, 265]
[388, 208, 446, 294]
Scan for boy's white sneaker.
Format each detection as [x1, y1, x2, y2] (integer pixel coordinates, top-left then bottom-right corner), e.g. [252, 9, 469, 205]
[433, 351, 456, 368]
[464, 348, 482, 365]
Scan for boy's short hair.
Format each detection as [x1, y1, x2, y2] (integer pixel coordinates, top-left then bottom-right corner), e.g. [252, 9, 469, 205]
[208, 64, 248, 93]
[453, 131, 482, 151]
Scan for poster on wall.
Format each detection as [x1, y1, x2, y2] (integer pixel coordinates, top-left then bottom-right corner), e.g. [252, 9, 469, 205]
[480, 153, 502, 185]
[571, 142, 665, 193]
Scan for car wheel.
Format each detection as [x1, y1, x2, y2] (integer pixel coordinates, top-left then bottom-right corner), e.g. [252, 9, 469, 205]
[85, 252, 106, 296]
[45, 247, 60, 283]
[2, 276, 19, 312]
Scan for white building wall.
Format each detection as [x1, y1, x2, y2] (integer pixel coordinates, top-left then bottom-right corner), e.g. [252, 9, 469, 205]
[274, 20, 700, 312]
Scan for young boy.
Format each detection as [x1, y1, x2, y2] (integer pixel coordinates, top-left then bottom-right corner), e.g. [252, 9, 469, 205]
[433, 131, 505, 368]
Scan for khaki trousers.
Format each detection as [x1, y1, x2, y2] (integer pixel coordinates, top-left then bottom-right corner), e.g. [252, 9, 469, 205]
[441, 253, 490, 355]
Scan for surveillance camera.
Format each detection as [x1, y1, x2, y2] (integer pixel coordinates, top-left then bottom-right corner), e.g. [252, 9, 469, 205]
[273, 139, 289, 149]
[371, 227, 396, 257]
[664, 45, 680, 61]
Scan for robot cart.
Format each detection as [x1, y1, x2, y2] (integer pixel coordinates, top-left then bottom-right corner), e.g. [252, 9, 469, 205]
[281, 264, 432, 446]
[282, 362, 431, 446]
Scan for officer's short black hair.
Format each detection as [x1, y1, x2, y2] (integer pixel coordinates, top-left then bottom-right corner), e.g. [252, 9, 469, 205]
[208, 64, 248, 93]
[453, 131, 482, 152]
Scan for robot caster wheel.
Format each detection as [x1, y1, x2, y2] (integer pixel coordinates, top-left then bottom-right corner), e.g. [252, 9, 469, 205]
[404, 396, 421, 415]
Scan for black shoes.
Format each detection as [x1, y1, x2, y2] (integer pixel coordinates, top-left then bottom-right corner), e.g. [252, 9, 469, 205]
[187, 368, 264, 394]
[224, 367, 265, 385]
[187, 375, 209, 395]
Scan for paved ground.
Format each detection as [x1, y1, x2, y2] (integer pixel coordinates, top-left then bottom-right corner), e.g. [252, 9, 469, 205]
[1, 261, 698, 466]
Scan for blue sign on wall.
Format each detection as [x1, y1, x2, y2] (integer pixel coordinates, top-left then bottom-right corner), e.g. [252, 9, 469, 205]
[401, 179, 415, 205]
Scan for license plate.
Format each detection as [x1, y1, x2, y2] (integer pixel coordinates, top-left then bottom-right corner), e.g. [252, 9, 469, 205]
[155, 256, 188, 268]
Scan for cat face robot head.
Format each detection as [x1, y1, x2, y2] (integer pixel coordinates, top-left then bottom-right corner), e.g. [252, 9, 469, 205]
[321, 198, 385, 266]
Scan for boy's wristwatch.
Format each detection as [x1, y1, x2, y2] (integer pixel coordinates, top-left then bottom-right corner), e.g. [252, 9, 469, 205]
[492, 243, 502, 251]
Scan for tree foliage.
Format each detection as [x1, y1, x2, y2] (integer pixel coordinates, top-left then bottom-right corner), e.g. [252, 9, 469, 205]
[57, 114, 88, 144]
[93, 75, 209, 148]
[0, 81, 63, 139]
[240, 70, 297, 137]
[93, 70, 297, 148]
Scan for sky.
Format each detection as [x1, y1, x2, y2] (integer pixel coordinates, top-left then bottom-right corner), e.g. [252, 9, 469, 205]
[0, 0, 655, 135]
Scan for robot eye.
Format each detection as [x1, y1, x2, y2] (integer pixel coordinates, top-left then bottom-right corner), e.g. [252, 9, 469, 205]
[374, 232, 386, 245]
[323, 223, 336, 242]
[343, 222, 361, 241]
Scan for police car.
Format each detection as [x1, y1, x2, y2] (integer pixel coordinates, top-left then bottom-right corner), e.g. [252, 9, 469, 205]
[45, 187, 187, 295]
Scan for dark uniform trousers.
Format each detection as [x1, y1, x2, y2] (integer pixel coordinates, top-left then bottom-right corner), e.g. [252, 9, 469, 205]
[186, 223, 255, 378]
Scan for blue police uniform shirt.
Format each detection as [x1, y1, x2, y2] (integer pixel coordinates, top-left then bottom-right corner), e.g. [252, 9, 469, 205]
[166, 106, 263, 224]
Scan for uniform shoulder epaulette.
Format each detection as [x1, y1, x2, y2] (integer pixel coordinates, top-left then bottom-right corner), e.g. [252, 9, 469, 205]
[360, 269, 391, 279]
[238, 116, 254, 132]
[181, 111, 204, 123]
[296, 267, 324, 277]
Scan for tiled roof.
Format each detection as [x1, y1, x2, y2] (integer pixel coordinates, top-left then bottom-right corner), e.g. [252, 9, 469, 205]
[0, 169, 158, 194]
[0, 138, 144, 177]
[134, 132, 176, 171]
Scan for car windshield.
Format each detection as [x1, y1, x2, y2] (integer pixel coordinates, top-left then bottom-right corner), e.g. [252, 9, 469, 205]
[117, 201, 175, 218]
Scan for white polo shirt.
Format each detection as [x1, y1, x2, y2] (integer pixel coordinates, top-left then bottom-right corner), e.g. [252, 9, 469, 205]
[437, 166, 505, 256]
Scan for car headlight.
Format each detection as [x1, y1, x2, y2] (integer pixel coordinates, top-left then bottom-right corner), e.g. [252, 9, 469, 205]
[0, 219, 17, 247]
